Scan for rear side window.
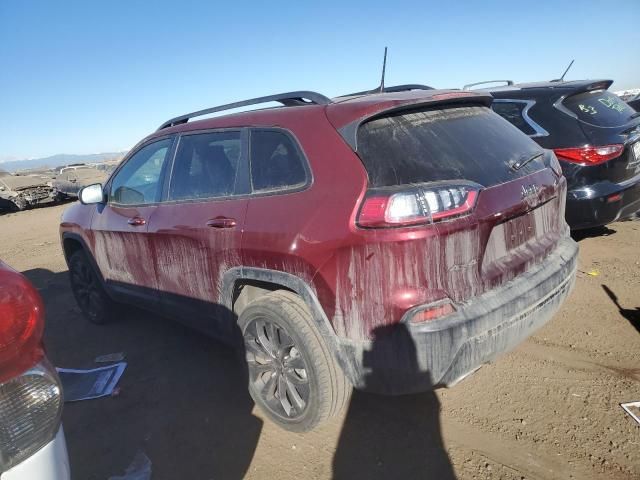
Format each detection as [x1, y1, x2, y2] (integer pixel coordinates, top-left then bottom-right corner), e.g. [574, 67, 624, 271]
[250, 130, 307, 192]
[491, 101, 537, 136]
[562, 90, 635, 127]
[169, 131, 241, 200]
[358, 105, 543, 188]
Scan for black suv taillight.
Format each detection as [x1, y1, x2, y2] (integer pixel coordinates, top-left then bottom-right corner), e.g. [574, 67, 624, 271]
[357, 181, 482, 228]
[553, 144, 624, 166]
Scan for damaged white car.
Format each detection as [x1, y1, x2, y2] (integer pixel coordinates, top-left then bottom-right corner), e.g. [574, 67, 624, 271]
[0, 170, 53, 211]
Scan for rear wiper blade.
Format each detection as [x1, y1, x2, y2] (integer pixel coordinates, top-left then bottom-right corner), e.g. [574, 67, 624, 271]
[510, 152, 544, 171]
[629, 111, 640, 119]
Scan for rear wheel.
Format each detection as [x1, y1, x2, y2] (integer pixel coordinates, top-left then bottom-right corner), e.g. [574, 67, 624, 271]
[239, 291, 350, 432]
[68, 250, 116, 324]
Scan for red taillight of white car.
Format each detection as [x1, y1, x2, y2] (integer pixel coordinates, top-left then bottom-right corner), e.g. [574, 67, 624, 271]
[554, 144, 624, 166]
[358, 182, 482, 228]
[0, 267, 63, 473]
[0, 269, 45, 383]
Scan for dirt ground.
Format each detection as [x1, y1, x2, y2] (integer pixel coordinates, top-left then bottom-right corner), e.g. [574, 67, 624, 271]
[1, 203, 639, 480]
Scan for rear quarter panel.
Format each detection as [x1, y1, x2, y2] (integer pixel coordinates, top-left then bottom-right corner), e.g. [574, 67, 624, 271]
[240, 109, 368, 323]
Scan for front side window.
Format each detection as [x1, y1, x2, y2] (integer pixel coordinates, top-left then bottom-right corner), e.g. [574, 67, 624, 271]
[169, 131, 241, 201]
[250, 130, 307, 192]
[110, 139, 172, 205]
[492, 101, 537, 136]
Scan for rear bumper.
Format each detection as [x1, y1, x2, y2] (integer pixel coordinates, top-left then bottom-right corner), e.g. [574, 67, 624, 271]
[336, 236, 578, 394]
[566, 172, 640, 229]
[1, 428, 70, 480]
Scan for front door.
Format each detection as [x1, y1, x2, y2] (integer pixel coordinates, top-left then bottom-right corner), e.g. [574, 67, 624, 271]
[146, 130, 248, 337]
[91, 137, 174, 306]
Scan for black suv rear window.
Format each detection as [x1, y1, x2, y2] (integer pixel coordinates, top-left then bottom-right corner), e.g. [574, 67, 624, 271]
[562, 90, 635, 127]
[357, 105, 543, 188]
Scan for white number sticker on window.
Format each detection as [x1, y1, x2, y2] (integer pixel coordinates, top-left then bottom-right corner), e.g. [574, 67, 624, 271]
[578, 104, 597, 115]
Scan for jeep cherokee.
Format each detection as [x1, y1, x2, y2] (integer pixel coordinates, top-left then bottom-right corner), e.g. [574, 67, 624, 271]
[60, 87, 578, 431]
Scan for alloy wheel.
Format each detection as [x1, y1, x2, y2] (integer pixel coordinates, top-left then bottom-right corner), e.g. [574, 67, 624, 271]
[70, 259, 101, 320]
[244, 317, 311, 420]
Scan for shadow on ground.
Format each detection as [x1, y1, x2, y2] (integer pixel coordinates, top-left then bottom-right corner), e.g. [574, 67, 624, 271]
[333, 324, 455, 479]
[571, 226, 616, 242]
[23, 267, 455, 479]
[602, 284, 640, 334]
[23, 267, 262, 480]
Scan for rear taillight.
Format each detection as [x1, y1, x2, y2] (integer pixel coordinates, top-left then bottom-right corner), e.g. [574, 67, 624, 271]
[0, 268, 63, 472]
[358, 182, 481, 228]
[553, 144, 624, 166]
[0, 360, 63, 472]
[0, 268, 44, 383]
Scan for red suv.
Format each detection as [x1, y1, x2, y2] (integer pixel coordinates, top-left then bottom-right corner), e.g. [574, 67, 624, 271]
[60, 87, 578, 431]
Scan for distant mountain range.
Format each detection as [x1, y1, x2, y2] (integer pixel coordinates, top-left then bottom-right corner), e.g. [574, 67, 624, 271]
[1, 152, 126, 172]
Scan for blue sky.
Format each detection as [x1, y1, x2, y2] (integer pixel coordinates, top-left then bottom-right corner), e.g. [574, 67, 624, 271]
[1, 0, 638, 160]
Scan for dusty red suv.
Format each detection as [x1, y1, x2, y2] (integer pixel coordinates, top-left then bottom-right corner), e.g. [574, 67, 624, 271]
[60, 87, 578, 431]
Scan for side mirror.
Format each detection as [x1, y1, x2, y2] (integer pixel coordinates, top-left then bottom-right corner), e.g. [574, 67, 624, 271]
[79, 184, 105, 205]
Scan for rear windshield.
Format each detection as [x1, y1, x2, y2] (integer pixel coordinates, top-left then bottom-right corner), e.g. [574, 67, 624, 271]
[562, 90, 635, 127]
[357, 105, 544, 188]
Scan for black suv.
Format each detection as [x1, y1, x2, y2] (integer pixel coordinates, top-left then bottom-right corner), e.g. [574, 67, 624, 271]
[466, 79, 640, 229]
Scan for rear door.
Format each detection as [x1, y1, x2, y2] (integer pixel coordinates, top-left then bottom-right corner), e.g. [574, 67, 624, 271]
[91, 137, 174, 305]
[146, 130, 248, 336]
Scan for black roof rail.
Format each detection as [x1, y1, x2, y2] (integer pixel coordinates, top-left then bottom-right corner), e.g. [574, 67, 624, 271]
[157, 91, 332, 130]
[339, 84, 434, 97]
[463, 80, 515, 90]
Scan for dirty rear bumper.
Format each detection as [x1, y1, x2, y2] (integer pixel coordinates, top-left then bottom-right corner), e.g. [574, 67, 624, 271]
[336, 236, 578, 395]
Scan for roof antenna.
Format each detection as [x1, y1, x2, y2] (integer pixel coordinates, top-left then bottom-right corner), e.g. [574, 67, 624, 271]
[378, 47, 388, 93]
[553, 59, 574, 82]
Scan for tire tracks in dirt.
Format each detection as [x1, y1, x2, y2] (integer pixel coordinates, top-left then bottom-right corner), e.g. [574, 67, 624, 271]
[442, 417, 618, 480]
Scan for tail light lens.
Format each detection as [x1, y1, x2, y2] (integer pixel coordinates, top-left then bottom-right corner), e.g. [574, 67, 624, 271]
[0, 266, 62, 473]
[0, 360, 63, 472]
[0, 267, 44, 383]
[358, 182, 482, 228]
[553, 144, 624, 166]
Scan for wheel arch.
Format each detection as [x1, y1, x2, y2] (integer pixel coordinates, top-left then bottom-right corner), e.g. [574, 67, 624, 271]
[223, 267, 354, 384]
[61, 232, 107, 286]
[223, 267, 334, 333]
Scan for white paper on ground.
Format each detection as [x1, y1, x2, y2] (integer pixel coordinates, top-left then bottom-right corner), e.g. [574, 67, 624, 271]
[56, 362, 127, 402]
[621, 401, 640, 425]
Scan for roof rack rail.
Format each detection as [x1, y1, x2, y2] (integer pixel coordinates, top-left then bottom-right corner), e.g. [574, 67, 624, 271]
[157, 91, 332, 130]
[463, 80, 514, 90]
[339, 84, 434, 97]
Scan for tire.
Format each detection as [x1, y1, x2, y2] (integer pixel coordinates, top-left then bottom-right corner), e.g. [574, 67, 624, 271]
[68, 250, 116, 325]
[239, 290, 351, 432]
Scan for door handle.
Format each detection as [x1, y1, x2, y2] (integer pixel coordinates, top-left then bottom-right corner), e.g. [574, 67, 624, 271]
[127, 216, 146, 227]
[205, 217, 237, 229]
